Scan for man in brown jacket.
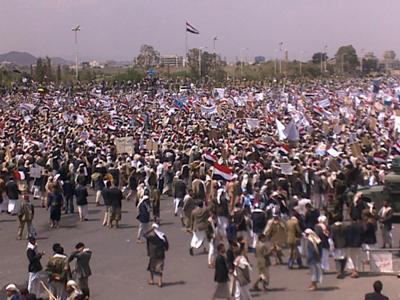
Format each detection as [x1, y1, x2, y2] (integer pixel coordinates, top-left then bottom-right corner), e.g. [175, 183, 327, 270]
[286, 216, 303, 268]
[264, 214, 287, 265]
[17, 193, 35, 240]
[189, 201, 210, 256]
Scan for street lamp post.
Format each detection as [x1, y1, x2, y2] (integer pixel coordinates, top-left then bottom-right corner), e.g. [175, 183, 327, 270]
[360, 48, 364, 74]
[324, 45, 328, 72]
[213, 36, 218, 53]
[199, 46, 207, 80]
[299, 51, 305, 76]
[279, 42, 283, 74]
[213, 36, 218, 71]
[72, 25, 81, 80]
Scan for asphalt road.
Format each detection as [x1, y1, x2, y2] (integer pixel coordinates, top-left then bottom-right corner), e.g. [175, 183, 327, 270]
[1, 193, 400, 300]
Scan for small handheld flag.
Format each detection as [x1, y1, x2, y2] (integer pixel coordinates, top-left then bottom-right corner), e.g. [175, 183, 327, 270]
[186, 22, 200, 34]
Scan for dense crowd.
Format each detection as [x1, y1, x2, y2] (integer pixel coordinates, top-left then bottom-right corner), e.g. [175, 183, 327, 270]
[1, 76, 397, 299]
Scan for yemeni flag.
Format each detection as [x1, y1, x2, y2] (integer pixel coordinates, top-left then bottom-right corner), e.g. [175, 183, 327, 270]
[186, 21, 200, 34]
[373, 152, 386, 164]
[279, 144, 290, 156]
[14, 170, 25, 181]
[203, 151, 218, 164]
[107, 121, 117, 131]
[213, 163, 234, 181]
[392, 141, 400, 154]
[255, 140, 266, 151]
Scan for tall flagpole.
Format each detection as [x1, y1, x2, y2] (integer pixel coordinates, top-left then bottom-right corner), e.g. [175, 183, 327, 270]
[185, 22, 188, 67]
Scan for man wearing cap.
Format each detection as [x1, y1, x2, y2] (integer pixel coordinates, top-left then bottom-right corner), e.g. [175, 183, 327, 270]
[26, 236, 45, 296]
[5, 284, 21, 300]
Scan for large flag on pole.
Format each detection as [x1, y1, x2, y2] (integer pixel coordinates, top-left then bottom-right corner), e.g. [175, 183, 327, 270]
[186, 21, 200, 34]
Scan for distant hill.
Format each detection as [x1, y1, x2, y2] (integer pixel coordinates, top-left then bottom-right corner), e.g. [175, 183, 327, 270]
[0, 51, 36, 66]
[0, 51, 72, 66]
[50, 56, 72, 65]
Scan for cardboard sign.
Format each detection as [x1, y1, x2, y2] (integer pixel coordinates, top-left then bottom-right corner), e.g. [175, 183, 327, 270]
[350, 143, 362, 158]
[280, 163, 293, 175]
[146, 139, 158, 152]
[328, 158, 340, 172]
[370, 252, 393, 273]
[30, 166, 43, 178]
[236, 110, 245, 119]
[370, 117, 377, 130]
[115, 137, 134, 155]
[208, 130, 220, 140]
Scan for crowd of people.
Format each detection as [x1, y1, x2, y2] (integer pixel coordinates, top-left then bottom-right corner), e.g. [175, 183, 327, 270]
[1, 76, 399, 299]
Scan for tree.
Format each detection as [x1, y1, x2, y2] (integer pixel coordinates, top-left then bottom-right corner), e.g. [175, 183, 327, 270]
[312, 52, 328, 64]
[361, 52, 379, 74]
[56, 65, 62, 82]
[136, 44, 160, 69]
[335, 45, 359, 74]
[45, 56, 53, 81]
[187, 48, 226, 81]
[35, 58, 45, 82]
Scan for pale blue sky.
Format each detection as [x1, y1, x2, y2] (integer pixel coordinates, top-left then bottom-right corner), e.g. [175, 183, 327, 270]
[1, 0, 399, 62]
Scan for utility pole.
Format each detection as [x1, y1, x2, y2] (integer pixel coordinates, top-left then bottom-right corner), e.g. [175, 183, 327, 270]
[360, 48, 364, 74]
[279, 42, 283, 74]
[72, 25, 81, 80]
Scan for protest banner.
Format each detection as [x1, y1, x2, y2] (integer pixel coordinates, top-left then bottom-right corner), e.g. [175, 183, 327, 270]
[280, 163, 293, 175]
[370, 252, 393, 273]
[115, 137, 134, 155]
[350, 142, 363, 158]
[30, 166, 43, 178]
[146, 139, 158, 152]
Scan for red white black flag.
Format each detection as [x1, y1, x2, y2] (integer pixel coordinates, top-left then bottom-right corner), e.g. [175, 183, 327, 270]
[186, 22, 199, 34]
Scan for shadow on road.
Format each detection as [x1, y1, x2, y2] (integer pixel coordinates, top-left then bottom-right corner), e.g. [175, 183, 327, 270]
[0, 219, 16, 223]
[118, 224, 137, 229]
[316, 286, 340, 291]
[162, 280, 186, 287]
[159, 221, 175, 226]
[266, 287, 287, 292]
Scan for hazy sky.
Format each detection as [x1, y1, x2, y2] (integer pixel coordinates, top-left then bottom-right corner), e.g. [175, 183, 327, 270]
[1, 0, 400, 62]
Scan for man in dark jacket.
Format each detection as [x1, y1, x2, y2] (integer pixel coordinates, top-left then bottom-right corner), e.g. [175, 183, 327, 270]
[212, 243, 230, 299]
[304, 203, 320, 230]
[145, 223, 169, 288]
[346, 218, 363, 278]
[137, 194, 151, 242]
[27, 237, 44, 295]
[109, 185, 123, 228]
[62, 177, 75, 214]
[331, 219, 347, 279]
[74, 179, 89, 221]
[6, 176, 19, 215]
[68, 242, 92, 298]
[173, 175, 186, 217]
[365, 280, 389, 300]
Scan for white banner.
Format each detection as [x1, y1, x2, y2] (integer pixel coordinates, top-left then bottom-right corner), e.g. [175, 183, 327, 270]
[280, 163, 293, 175]
[370, 252, 392, 273]
[115, 137, 134, 155]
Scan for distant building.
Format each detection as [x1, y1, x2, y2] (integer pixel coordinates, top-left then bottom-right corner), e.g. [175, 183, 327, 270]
[160, 55, 183, 68]
[382, 50, 400, 71]
[254, 56, 266, 64]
